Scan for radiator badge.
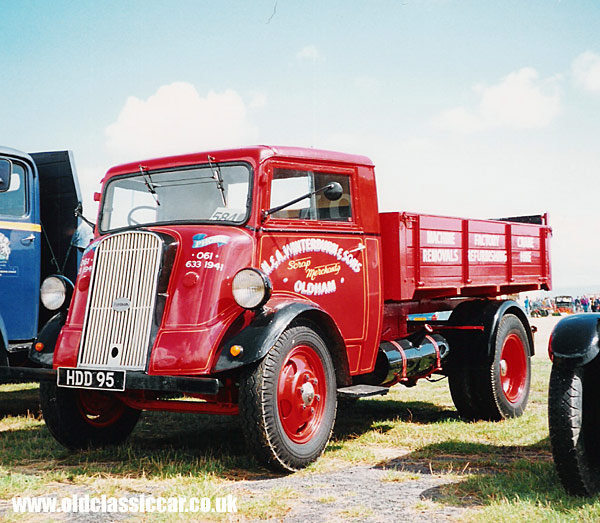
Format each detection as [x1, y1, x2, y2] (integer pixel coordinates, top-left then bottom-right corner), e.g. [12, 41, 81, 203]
[112, 297, 131, 312]
[192, 233, 230, 249]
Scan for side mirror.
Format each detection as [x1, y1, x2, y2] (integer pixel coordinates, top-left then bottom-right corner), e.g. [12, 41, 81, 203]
[324, 182, 343, 201]
[0, 159, 11, 193]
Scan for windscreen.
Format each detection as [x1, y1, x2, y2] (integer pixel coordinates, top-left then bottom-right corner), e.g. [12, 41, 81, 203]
[99, 163, 251, 232]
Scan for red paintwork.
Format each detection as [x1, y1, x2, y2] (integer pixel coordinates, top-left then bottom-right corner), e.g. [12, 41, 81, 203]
[380, 212, 551, 302]
[53, 146, 552, 413]
[277, 344, 327, 444]
[499, 333, 528, 403]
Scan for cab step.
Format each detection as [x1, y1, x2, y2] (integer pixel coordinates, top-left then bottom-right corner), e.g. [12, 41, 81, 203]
[336, 384, 389, 399]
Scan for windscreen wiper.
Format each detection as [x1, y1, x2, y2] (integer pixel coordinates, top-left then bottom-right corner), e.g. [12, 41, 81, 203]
[208, 155, 227, 206]
[139, 165, 160, 206]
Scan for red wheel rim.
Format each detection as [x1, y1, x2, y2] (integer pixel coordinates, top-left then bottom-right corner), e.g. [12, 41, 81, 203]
[499, 333, 527, 403]
[76, 390, 125, 428]
[277, 344, 327, 444]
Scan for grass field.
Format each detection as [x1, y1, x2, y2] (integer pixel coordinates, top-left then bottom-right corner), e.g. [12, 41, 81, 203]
[1, 316, 599, 521]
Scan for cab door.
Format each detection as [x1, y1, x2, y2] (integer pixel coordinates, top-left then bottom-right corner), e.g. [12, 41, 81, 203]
[0, 156, 41, 342]
[258, 161, 371, 374]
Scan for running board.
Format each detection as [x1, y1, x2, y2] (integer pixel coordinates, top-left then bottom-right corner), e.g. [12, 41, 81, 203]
[337, 384, 389, 398]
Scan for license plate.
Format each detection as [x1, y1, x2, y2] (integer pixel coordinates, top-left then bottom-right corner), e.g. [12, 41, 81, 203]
[57, 368, 126, 392]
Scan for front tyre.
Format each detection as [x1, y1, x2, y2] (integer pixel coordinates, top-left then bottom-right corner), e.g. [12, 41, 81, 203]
[548, 362, 600, 496]
[40, 382, 141, 449]
[239, 325, 337, 472]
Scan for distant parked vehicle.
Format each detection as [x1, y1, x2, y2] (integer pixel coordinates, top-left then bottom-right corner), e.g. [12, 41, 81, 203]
[554, 296, 574, 314]
[530, 300, 550, 318]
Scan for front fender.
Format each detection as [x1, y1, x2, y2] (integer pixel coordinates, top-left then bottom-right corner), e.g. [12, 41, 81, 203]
[28, 311, 67, 368]
[213, 302, 327, 373]
[550, 313, 600, 367]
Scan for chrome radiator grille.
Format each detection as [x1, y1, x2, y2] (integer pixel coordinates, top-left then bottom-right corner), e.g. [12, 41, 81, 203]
[78, 231, 163, 370]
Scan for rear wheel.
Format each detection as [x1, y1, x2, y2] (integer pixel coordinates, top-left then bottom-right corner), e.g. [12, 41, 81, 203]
[239, 325, 337, 472]
[549, 362, 600, 496]
[40, 382, 140, 449]
[480, 314, 531, 420]
[449, 313, 530, 420]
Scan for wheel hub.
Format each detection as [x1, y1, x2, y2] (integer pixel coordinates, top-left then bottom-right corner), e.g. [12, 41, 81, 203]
[499, 333, 527, 403]
[277, 344, 327, 444]
[300, 382, 315, 406]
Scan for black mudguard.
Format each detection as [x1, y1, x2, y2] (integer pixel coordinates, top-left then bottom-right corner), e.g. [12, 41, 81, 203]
[550, 313, 600, 367]
[214, 302, 341, 373]
[447, 299, 533, 367]
[28, 311, 66, 368]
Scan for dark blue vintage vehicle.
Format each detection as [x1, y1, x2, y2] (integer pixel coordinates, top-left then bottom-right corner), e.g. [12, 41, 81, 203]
[0, 147, 87, 373]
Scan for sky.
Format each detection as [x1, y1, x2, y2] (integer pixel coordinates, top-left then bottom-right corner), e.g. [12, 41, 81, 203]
[1, 0, 599, 294]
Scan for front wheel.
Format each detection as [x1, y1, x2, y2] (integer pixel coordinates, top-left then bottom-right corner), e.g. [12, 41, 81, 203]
[239, 325, 337, 472]
[548, 362, 600, 496]
[40, 382, 141, 449]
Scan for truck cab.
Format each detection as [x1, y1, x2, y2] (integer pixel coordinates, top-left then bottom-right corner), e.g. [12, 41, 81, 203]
[38, 146, 551, 472]
[0, 147, 84, 368]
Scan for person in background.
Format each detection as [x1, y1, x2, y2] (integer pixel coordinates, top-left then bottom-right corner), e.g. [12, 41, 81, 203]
[524, 296, 530, 316]
[582, 295, 589, 313]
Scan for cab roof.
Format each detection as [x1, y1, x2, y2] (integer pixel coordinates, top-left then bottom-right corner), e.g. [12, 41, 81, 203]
[103, 145, 374, 180]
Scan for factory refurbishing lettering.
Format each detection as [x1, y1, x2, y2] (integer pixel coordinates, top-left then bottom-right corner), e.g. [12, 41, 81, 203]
[422, 231, 535, 264]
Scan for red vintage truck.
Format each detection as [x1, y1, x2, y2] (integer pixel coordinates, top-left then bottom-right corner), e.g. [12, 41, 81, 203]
[25, 146, 551, 471]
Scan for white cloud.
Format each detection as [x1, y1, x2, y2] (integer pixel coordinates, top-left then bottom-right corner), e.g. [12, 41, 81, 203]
[572, 51, 600, 92]
[434, 68, 560, 133]
[105, 82, 259, 162]
[296, 45, 322, 62]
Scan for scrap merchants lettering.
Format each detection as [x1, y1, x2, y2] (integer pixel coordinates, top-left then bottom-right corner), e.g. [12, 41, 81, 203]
[262, 238, 362, 275]
[305, 263, 341, 281]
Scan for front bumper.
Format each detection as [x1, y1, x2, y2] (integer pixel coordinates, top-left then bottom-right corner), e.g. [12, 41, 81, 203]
[0, 367, 220, 395]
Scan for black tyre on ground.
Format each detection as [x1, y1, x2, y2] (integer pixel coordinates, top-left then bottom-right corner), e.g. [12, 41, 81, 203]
[449, 313, 531, 421]
[548, 361, 600, 496]
[448, 365, 483, 421]
[40, 382, 141, 449]
[239, 324, 337, 472]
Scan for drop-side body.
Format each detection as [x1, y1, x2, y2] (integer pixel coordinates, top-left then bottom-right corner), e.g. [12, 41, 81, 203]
[40, 146, 552, 470]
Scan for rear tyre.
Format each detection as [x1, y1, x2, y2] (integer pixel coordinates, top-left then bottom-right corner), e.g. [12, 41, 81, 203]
[448, 365, 483, 421]
[40, 382, 141, 449]
[449, 313, 530, 421]
[549, 362, 600, 496]
[475, 314, 531, 420]
[239, 325, 337, 472]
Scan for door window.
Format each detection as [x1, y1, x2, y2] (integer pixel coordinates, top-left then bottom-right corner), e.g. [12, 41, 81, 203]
[0, 163, 27, 217]
[270, 168, 352, 221]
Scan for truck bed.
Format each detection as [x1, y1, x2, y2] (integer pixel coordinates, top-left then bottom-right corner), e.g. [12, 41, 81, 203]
[380, 212, 551, 301]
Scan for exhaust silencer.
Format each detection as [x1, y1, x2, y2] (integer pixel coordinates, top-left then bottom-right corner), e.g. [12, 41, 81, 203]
[377, 331, 450, 386]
